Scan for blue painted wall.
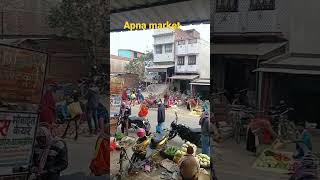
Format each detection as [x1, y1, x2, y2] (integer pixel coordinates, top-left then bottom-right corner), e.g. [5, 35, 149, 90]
[118, 50, 132, 59]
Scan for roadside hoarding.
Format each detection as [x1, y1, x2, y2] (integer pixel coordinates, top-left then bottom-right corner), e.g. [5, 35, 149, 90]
[0, 44, 47, 112]
[0, 112, 38, 175]
[110, 76, 124, 95]
[0, 44, 47, 177]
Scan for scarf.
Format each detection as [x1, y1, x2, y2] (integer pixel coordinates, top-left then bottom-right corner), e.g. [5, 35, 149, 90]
[37, 126, 59, 172]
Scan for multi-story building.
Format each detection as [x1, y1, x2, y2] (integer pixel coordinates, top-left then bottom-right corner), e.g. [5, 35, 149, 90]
[172, 29, 210, 95]
[118, 49, 144, 60]
[147, 29, 210, 96]
[253, 0, 320, 124]
[146, 29, 175, 83]
[212, 0, 288, 106]
[213, 0, 320, 124]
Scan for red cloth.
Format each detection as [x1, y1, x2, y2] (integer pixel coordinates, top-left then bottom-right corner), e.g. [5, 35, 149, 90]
[138, 105, 148, 117]
[90, 137, 110, 176]
[263, 129, 272, 144]
[122, 92, 128, 101]
[190, 99, 197, 107]
[39, 91, 56, 126]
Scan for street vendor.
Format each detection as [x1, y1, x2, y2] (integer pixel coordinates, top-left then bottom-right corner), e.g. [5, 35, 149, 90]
[246, 117, 277, 154]
[90, 126, 110, 176]
[178, 146, 200, 180]
[293, 122, 312, 159]
[33, 126, 68, 180]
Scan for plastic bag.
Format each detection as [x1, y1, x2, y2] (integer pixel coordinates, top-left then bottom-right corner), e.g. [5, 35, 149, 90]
[67, 102, 82, 119]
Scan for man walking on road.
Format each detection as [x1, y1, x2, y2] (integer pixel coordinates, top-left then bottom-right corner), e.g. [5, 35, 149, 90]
[199, 109, 210, 155]
[157, 101, 165, 133]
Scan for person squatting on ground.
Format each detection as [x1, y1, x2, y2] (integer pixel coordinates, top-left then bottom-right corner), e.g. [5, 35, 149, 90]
[90, 126, 110, 176]
[86, 87, 99, 134]
[199, 109, 210, 155]
[32, 126, 68, 180]
[179, 146, 200, 180]
[157, 101, 165, 134]
[293, 122, 312, 159]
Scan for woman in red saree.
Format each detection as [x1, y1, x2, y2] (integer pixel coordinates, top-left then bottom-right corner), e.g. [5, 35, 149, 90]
[90, 126, 110, 176]
[39, 86, 56, 129]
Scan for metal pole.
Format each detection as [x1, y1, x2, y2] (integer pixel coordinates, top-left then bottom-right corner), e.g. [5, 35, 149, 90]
[1, 11, 4, 39]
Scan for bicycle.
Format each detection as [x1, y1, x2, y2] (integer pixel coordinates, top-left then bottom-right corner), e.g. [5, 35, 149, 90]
[230, 105, 253, 144]
[271, 108, 296, 140]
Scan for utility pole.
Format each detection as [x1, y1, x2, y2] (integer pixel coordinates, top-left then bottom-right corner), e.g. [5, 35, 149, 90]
[1, 11, 3, 39]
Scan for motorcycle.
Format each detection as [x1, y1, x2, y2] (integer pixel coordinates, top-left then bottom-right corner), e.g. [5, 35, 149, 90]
[168, 111, 202, 147]
[145, 130, 171, 160]
[128, 137, 151, 172]
[116, 106, 151, 136]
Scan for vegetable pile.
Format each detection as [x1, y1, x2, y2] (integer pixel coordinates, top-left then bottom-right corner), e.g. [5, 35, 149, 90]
[196, 154, 210, 168]
[181, 141, 197, 156]
[164, 146, 178, 157]
[256, 150, 291, 169]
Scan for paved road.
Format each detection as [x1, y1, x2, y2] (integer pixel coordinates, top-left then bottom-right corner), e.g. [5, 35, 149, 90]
[60, 105, 320, 180]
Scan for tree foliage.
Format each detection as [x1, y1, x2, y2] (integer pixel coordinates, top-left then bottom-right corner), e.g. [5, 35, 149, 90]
[125, 56, 146, 81]
[47, 0, 109, 61]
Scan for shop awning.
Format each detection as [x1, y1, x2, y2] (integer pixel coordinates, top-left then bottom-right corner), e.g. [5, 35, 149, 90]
[169, 74, 199, 80]
[211, 42, 287, 56]
[190, 78, 210, 86]
[254, 53, 320, 75]
[146, 65, 174, 72]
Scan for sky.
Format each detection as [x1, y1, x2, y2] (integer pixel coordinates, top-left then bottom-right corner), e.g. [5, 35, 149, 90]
[110, 24, 210, 55]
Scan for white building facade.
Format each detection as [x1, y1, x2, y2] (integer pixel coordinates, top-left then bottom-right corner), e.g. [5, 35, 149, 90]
[146, 29, 175, 83]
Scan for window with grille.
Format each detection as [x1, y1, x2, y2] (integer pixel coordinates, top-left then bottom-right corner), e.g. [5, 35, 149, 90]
[165, 44, 173, 53]
[216, 0, 238, 12]
[188, 55, 196, 65]
[178, 40, 185, 45]
[134, 52, 138, 58]
[188, 39, 197, 44]
[155, 45, 162, 54]
[250, 0, 275, 10]
[177, 56, 185, 65]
